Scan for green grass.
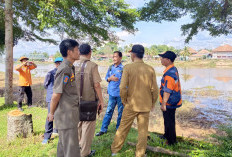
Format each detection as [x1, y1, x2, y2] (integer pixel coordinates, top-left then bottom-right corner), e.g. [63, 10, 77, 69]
[0, 97, 231, 157]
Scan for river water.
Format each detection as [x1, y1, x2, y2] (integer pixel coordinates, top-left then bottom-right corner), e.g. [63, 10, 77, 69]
[0, 62, 231, 126]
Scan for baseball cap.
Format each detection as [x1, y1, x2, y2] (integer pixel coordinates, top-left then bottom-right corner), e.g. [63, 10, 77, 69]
[158, 51, 177, 62]
[19, 56, 29, 61]
[54, 57, 63, 63]
[129, 44, 144, 54]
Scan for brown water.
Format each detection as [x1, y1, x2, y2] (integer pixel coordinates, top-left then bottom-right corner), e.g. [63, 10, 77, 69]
[1, 63, 231, 127]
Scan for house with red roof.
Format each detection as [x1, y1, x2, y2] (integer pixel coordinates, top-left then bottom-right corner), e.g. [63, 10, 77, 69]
[212, 44, 232, 59]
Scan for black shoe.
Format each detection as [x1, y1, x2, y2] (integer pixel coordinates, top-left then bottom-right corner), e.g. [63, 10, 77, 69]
[159, 135, 166, 140]
[87, 150, 96, 156]
[18, 107, 24, 111]
[95, 131, 106, 136]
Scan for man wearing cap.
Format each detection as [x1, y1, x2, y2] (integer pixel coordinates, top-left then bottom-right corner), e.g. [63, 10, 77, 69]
[47, 39, 81, 157]
[111, 44, 158, 157]
[159, 51, 182, 145]
[42, 57, 63, 144]
[15, 56, 37, 111]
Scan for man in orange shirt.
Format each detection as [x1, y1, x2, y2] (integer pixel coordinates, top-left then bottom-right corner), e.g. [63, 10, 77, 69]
[15, 56, 37, 111]
[159, 51, 182, 145]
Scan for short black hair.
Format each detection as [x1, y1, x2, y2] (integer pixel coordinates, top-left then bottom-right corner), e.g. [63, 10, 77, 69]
[59, 39, 79, 57]
[80, 44, 91, 55]
[131, 44, 144, 59]
[114, 51, 122, 57]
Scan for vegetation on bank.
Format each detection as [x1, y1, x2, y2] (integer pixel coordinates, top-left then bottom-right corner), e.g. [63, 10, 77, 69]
[0, 98, 231, 157]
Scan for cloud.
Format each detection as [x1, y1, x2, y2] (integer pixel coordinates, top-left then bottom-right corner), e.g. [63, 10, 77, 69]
[116, 31, 131, 38]
[13, 40, 59, 58]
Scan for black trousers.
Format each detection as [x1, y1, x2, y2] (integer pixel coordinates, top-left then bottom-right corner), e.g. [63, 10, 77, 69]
[163, 108, 176, 145]
[44, 102, 58, 139]
[17, 86, 32, 108]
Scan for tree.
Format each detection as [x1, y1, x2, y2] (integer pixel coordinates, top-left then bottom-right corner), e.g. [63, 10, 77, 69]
[43, 52, 49, 59]
[4, 0, 14, 105]
[54, 51, 62, 59]
[140, 0, 232, 43]
[181, 46, 191, 60]
[1, 0, 139, 104]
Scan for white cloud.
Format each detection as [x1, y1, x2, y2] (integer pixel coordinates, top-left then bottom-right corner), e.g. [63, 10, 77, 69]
[116, 31, 131, 38]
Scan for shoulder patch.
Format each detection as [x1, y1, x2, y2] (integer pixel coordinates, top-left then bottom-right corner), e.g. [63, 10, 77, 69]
[63, 75, 69, 84]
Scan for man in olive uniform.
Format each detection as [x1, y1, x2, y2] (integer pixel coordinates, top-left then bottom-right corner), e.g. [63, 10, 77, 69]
[111, 45, 159, 157]
[47, 39, 80, 157]
[74, 44, 104, 157]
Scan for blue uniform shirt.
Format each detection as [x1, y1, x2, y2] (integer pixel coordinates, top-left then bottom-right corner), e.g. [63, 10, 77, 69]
[105, 63, 123, 97]
[44, 68, 57, 102]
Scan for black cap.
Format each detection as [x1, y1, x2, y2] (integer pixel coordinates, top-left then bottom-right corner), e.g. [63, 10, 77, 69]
[158, 51, 177, 62]
[129, 44, 144, 54]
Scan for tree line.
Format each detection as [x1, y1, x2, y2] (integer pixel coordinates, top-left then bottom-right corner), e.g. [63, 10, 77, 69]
[2, 0, 231, 104]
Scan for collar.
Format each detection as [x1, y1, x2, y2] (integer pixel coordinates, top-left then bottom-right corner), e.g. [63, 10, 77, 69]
[114, 63, 123, 68]
[80, 56, 90, 61]
[163, 64, 174, 73]
[63, 59, 73, 67]
[134, 60, 144, 63]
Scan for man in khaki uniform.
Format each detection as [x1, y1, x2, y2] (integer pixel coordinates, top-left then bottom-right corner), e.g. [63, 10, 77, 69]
[47, 39, 80, 157]
[74, 44, 104, 157]
[111, 44, 159, 157]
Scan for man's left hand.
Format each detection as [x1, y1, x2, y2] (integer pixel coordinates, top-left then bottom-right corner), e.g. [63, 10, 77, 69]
[97, 102, 104, 114]
[160, 103, 167, 111]
[47, 113, 54, 122]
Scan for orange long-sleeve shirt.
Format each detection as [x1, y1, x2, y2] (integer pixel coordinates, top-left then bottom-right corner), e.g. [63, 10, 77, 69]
[15, 64, 36, 86]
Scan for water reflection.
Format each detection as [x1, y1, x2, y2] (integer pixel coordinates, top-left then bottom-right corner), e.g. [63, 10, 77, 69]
[0, 62, 231, 126]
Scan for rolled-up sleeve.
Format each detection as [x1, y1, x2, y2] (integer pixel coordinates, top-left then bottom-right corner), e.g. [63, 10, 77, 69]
[120, 65, 129, 104]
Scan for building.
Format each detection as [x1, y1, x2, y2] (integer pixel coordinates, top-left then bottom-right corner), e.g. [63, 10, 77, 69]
[191, 49, 212, 60]
[212, 44, 232, 59]
[180, 47, 198, 60]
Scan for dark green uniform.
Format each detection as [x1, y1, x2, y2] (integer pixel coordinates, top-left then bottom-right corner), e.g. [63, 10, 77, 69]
[53, 59, 80, 157]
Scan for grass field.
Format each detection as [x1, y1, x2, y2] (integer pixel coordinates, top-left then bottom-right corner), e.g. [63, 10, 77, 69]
[0, 98, 231, 157]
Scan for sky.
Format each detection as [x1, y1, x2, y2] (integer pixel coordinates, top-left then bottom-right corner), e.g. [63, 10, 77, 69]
[12, 0, 232, 58]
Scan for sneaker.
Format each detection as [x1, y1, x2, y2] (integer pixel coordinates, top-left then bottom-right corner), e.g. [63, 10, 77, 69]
[18, 107, 23, 111]
[95, 131, 106, 136]
[87, 150, 96, 156]
[111, 153, 117, 156]
[42, 139, 49, 144]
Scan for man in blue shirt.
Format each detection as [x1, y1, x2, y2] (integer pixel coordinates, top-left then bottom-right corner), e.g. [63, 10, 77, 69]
[96, 51, 124, 136]
[42, 57, 63, 144]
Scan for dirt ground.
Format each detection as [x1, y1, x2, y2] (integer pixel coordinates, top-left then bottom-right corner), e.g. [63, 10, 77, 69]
[0, 71, 222, 141]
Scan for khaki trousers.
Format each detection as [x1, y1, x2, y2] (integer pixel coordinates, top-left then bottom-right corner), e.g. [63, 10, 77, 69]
[57, 126, 80, 157]
[78, 121, 96, 157]
[111, 107, 150, 157]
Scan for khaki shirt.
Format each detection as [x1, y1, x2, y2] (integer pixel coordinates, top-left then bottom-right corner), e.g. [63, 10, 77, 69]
[53, 59, 79, 129]
[120, 60, 159, 112]
[74, 56, 102, 101]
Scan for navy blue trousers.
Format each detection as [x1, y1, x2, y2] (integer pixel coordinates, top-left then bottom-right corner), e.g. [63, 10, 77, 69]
[44, 102, 58, 139]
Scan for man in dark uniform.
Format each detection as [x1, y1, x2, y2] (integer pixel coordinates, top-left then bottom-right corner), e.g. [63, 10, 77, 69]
[47, 39, 81, 157]
[42, 57, 63, 144]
